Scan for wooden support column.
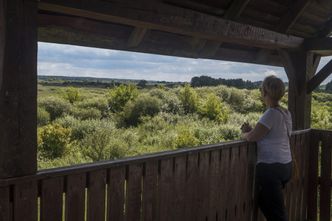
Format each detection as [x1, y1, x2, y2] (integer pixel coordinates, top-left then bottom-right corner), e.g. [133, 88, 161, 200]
[0, 0, 38, 178]
[279, 50, 320, 130]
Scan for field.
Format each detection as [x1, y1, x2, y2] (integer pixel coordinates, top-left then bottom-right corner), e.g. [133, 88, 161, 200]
[37, 77, 332, 169]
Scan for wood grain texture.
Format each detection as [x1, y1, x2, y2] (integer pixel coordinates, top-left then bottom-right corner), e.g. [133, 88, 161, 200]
[41, 177, 64, 221]
[14, 181, 38, 221]
[0, 0, 38, 178]
[0, 187, 10, 221]
[65, 173, 86, 221]
[142, 160, 158, 221]
[108, 166, 126, 221]
[87, 170, 106, 221]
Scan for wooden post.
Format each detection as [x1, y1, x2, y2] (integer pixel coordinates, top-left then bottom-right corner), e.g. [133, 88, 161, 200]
[279, 50, 320, 130]
[0, 0, 38, 178]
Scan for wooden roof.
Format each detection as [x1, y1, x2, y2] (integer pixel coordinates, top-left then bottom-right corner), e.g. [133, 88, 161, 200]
[38, 0, 332, 67]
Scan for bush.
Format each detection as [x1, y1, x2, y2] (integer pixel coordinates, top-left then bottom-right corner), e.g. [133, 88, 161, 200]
[38, 123, 72, 159]
[175, 125, 199, 148]
[70, 107, 102, 120]
[107, 84, 138, 112]
[39, 97, 72, 120]
[62, 87, 82, 104]
[200, 93, 228, 122]
[121, 94, 161, 126]
[37, 107, 50, 126]
[178, 84, 199, 114]
[76, 97, 109, 114]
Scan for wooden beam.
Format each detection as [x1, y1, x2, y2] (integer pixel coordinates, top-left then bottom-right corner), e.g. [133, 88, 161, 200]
[304, 37, 332, 55]
[307, 59, 332, 93]
[0, 0, 38, 178]
[279, 50, 318, 129]
[223, 0, 251, 20]
[127, 27, 147, 48]
[318, 19, 332, 37]
[199, 41, 222, 57]
[38, 14, 283, 67]
[277, 0, 312, 33]
[38, 0, 304, 49]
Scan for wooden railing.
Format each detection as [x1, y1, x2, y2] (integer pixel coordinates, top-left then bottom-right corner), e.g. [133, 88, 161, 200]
[0, 129, 329, 221]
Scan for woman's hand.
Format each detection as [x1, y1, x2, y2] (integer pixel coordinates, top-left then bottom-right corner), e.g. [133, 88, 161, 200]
[241, 122, 252, 133]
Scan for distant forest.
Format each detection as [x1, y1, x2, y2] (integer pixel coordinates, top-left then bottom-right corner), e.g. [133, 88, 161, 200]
[38, 75, 331, 92]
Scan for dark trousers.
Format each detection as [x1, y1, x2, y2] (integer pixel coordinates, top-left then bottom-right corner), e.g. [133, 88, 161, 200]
[256, 162, 292, 221]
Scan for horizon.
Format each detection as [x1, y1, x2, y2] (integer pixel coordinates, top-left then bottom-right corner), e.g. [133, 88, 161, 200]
[38, 42, 332, 84]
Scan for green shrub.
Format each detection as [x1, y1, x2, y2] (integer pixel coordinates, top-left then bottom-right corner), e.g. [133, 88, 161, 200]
[178, 84, 199, 114]
[62, 87, 82, 104]
[200, 93, 228, 122]
[312, 104, 332, 129]
[77, 97, 109, 114]
[37, 107, 50, 126]
[39, 97, 72, 120]
[121, 94, 161, 126]
[38, 123, 72, 159]
[175, 125, 199, 148]
[70, 107, 102, 120]
[107, 84, 138, 112]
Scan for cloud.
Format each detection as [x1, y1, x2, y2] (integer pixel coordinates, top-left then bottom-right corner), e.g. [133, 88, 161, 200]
[38, 42, 331, 83]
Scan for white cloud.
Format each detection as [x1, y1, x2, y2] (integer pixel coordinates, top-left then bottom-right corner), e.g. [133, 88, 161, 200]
[38, 42, 331, 84]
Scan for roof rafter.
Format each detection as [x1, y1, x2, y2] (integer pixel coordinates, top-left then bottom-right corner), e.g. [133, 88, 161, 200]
[307, 59, 332, 93]
[277, 0, 313, 33]
[223, 0, 251, 20]
[127, 27, 147, 48]
[38, 13, 283, 67]
[303, 37, 332, 56]
[38, 0, 303, 50]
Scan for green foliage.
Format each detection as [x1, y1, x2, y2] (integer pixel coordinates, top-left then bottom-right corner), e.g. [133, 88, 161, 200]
[70, 107, 102, 120]
[63, 87, 81, 104]
[121, 94, 161, 126]
[199, 93, 228, 122]
[312, 104, 332, 129]
[38, 123, 72, 159]
[39, 97, 72, 120]
[178, 84, 199, 114]
[76, 98, 109, 113]
[37, 107, 50, 126]
[81, 128, 127, 161]
[107, 84, 138, 112]
[37, 82, 332, 170]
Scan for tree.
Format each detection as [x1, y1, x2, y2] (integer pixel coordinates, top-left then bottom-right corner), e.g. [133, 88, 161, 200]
[200, 93, 228, 122]
[107, 84, 138, 112]
[63, 87, 81, 104]
[179, 84, 199, 114]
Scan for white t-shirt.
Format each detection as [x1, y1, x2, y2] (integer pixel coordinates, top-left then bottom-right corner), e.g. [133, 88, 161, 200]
[257, 107, 292, 164]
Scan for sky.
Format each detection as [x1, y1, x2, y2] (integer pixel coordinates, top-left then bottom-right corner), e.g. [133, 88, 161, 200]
[38, 42, 332, 83]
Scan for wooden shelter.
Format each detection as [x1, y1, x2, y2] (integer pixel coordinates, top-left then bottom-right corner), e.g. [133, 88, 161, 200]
[1, 0, 332, 220]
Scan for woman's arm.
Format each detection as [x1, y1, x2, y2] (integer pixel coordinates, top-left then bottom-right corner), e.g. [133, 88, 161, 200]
[242, 122, 270, 142]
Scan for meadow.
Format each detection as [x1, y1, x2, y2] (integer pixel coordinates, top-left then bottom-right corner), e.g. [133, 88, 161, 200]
[37, 80, 332, 169]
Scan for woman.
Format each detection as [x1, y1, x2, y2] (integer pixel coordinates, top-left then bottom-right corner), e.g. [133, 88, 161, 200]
[241, 75, 292, 221]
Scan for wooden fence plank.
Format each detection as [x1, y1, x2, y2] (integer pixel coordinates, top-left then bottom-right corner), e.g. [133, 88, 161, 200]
[87, 170, 106, 221]
[142, 160, 158, 221]
[184, 153, 199, 221]
[172, 156, 186, 221]
[197, 151, 210, 221]
[158, 158, 174, 221]
[66, 173, 86, 221]
[208, 150, 220, 220]
[126, 163, 143, 221]
[108, 166, 126, 221]
[14, 181, 38, 221]
[41, 177, 64, 221]
[307, 130, 319, 221]
[0, 187, 10, 221]
[320, 132, 332, 221]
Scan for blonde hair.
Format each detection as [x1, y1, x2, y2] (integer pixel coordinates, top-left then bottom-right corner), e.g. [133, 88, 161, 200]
[261, 75, 285, 101]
